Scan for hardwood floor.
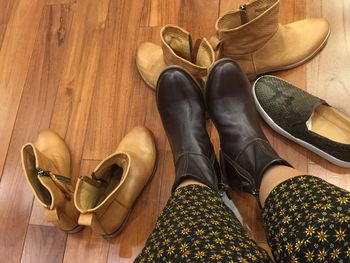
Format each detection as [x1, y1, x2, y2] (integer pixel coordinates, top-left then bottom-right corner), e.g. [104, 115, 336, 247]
[0, 0, 349, 262]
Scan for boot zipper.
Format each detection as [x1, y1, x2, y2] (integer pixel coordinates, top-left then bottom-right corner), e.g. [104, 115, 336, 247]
[239, 4, 248, 24]
[239, 4, 246, 11]
[218, 183, 230, 198]
[37, 168, 50, 177]
[37, 168, 73, 199]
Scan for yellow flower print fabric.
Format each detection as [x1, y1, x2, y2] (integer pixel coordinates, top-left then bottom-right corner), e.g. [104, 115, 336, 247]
[263, 175, 350, 263]
[136, 185, 271, 262]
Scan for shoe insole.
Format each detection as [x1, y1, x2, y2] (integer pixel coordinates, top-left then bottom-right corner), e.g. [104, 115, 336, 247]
[308, 105, 350, 144]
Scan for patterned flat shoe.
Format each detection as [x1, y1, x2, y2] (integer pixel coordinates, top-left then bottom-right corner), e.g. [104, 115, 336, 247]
[253, 75, 350, 168]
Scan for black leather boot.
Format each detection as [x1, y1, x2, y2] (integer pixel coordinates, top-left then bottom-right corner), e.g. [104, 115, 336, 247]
[206, 59, 291, 196]
[156, 67, 221, 192]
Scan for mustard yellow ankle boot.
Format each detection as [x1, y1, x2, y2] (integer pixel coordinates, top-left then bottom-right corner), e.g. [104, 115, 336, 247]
[74, 126, 157, 238]
[210, 0, 330, 80]
[21, 129, 82, 233]
[136, 25, 215, 90]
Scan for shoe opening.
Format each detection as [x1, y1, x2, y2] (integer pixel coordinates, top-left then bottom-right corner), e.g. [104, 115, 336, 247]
[307, 104, 350, 144]
[76, 154, 129, 210]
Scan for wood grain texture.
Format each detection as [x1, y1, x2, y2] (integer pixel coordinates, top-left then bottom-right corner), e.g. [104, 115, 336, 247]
[0, 0, 349, 262]
[49, 0, 110, 186]
[0, 0, 43, 180]
[0, 4, 73, 262]
[21, 225, 67, 263]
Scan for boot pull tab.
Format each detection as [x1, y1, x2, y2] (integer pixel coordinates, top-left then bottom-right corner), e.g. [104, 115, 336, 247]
[78, 213, 106, 235]
[239, 4, 249, 24]
[190, 38, 203, 64]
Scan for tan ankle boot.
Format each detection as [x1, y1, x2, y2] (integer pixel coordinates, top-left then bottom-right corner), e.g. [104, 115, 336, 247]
[210, 0, 330, 80]
[21, 129, 82, 232]
[74, 126, 157, 238]
[136, 25, 215, 90]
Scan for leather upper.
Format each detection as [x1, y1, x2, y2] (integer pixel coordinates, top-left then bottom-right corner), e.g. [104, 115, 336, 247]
[206, 59, 290, 195]
[136, 25, 215, 89]
[156, 67, 221, 192]
[211, 0, 330, 79]
[74, 126, 157, 235]
[21, 129, 80, 231]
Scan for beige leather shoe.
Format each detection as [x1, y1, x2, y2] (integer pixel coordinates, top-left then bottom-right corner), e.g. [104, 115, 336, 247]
[136, 25, 215, 90]
[21, 129, 82, 233]
[210, 0, 330, 80]
[74, 126, 157, 238]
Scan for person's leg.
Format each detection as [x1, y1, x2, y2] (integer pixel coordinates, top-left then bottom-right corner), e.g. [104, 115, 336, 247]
[205, 59, 350, 262]
[259, 165, 304, 206]
[137, 67, 273, 262]
[136, 182, 272, 262]
[260, 169, 350, 262]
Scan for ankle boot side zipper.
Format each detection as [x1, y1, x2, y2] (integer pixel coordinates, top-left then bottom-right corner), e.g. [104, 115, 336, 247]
[37, 168, 73, 199]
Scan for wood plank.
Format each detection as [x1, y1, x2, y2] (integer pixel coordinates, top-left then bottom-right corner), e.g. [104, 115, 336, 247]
[0, 0, 19, 50]
[140, 0, 181, 27]
[46, 0, 77, 5]
[82, 0, 145, 161]
[0, 0, 43, 180]
[107, 199, 159, 262]
[306, 0, 350, 189]
[0, 23, 6, 51]
[63, 228, 109, 263]
[0, 4, 73, 262]
[49, 0, 110, 186]
[21, 225, 67, 263]
[177, 0, 219, 40]
[0, 0, 19, 27]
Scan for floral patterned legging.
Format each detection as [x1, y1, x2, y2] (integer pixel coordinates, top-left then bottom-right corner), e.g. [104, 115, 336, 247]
[136, 176, 350, 262]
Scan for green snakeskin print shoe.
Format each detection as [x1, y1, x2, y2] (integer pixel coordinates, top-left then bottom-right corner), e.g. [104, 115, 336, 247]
[253, 75, 350, 168]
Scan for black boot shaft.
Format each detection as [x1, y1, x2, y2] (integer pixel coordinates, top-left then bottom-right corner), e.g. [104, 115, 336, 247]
[156, 67, 221, 192]
[206, 59, 290, 195]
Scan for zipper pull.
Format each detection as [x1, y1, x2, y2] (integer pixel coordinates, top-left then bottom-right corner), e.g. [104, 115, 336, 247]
[218, 183, 230, 198]
[37, 168, 50, 177]
[239, 3, 248, 24]
[239, 4, 246, 11]
[36, 168, 72, 200]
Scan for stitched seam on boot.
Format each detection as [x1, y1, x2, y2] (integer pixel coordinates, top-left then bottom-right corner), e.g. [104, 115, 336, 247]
[222, 151, 251, 181]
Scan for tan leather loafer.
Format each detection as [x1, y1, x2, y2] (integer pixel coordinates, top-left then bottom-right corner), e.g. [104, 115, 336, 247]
[21, 129, 82, 233]
[74, 126, 157, 238]
[136, 25, 215, 90]
[210, 0, 330, 80]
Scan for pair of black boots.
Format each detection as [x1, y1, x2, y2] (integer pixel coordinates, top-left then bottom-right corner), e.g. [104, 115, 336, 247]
[157, 59, 290, 196]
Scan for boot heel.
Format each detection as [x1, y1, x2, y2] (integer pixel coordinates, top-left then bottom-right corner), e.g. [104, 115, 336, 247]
[45, 208, 83, 233]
